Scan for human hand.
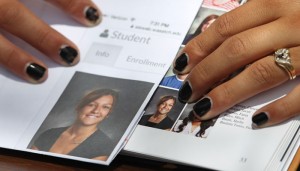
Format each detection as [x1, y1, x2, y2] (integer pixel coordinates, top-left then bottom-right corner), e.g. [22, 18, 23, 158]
[174, 0, 300, 128]
[0, 0, 101, 83]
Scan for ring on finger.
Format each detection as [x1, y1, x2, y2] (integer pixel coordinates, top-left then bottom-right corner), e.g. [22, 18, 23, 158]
[274, 48, 296, 80]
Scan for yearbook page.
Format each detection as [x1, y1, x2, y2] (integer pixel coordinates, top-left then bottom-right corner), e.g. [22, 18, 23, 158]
[123, 2, 300, 171]
[0, 0, 202, 165]
[124, 83, 300, 171]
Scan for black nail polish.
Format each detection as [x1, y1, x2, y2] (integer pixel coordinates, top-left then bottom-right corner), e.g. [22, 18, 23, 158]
[59, 46, 78, 64]
[178, 81, 192, 103]
[26, 63, 46, 81]
[252, 112, 268, 126]
[174, 53, 188, 72]
[193, 97, 211, 117]
[85, 7, 99, 23]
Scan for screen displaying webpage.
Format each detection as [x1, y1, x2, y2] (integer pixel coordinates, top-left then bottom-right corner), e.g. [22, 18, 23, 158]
[0, 0, 202, 165]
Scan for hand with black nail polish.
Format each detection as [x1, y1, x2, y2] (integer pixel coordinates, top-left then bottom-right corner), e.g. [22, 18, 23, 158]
[0, 0, 102, 84]
[174, 0, 300, 129]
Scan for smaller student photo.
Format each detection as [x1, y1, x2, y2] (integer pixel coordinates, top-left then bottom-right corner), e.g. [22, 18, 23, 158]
[182, 7, 225, 45]
[139, 86, 185, 131]
[159, 65, 188, 90]
[172, 104, 218, 138]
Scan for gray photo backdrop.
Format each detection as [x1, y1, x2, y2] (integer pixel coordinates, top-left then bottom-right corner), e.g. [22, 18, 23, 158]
[141, 86, 186, 125]
[28, 71, 154, 148]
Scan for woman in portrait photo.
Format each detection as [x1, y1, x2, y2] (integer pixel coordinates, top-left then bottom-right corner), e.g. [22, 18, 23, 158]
[139, 95, 176, 130]
[31, 88, 118, 161]
[173, 111, 216, 138]
[182, 14, 219, 45]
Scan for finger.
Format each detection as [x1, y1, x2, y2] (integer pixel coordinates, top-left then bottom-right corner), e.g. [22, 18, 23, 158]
[0, 35, 48, 83]
[190, 47, 300, 121]
[173, 0, 294, 74]
[178, 16, 300, 103]
[252, 83, 300, 128]
[0, 0, 79, 66]
[45, 0, 102, 26]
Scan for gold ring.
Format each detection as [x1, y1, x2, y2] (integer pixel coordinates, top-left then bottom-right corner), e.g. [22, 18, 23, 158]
[274, 48, 296, 80]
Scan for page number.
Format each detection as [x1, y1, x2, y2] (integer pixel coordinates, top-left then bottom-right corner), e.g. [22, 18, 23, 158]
[240, 157, 247, 163]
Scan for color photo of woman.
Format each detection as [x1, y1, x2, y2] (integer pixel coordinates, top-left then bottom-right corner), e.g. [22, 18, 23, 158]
[173, 111, 216, 138]
[139, 86, 185, 130]
[31, 89, 118, 161]
[139, 95, 176, 130]
[172, 104, 218, 138]
[27, 71, 154, 162]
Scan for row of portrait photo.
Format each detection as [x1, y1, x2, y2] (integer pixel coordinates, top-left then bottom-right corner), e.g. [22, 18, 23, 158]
[138, 86, 219, 139]
[141, 2, 247, 138]
[159, 6, 227, 91]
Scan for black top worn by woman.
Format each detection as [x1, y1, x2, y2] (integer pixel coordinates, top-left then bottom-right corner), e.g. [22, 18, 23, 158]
[139, 114, 173, 130]
[33, 127, 114, 159]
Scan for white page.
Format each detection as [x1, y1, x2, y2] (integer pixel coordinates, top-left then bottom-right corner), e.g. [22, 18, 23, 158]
[0, 0, 202, 165]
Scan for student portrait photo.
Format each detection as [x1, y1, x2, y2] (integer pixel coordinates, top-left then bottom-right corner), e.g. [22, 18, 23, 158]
[139, 86, 185, 130]
[28, 71, 153, 161]
[172, 104, 218, 138]
[160, 65, 188, 90]
[182, 7, 225, 45]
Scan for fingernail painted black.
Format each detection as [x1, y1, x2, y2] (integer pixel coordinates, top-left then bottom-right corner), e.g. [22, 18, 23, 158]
[174, 53, 188, 72]
[178, 81, 192, 103]
[252, 112, 268, 126]
[60, 46, 78, 64]
[26, 63, 46, 81]
[193, 97, 211, 117]
[85, 7, 99, 23]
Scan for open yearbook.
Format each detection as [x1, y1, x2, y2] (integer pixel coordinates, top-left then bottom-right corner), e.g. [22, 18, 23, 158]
[0, 0, 299, 170]
[123, 1, 300, 171]
[0, 0, 202, 166]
